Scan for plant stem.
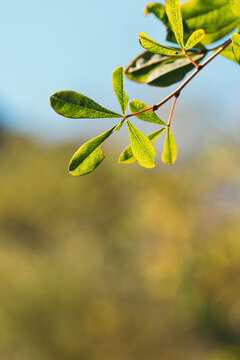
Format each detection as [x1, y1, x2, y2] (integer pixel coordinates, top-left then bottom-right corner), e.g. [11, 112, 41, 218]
[154, 38, 232, 110]
[127, 105, 154, 119]
[125, 37, 232, 119]
[168, 95, 179, 127]
[183, 50, 200, 69]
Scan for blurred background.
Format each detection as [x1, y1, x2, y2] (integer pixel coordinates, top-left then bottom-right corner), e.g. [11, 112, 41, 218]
[0, 0, 240, 359]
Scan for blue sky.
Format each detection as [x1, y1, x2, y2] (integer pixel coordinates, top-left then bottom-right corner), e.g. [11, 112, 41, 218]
[0, 0, 239, 141]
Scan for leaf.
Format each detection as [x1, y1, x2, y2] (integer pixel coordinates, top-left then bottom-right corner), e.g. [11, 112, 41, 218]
[165, 0, 184, 49]
[218, 41, 240, 64]
[139, 32, 183, 56]
[50, 91, 122, 119]
[162, 127, 177, 165]
[145, 2, 168, 21]
[112, 67, 129, 115]
[114, 119, 125, 131]
[145, 1, 240, 45]
[69, 126, 116, 176]
[129, 100, 166, 125]
[218, 44, 239, 63]
[145, 3, 191, 45]
[127, 120, 156, 168]
[119, 128, 165, 164]
[232, 33, 240, 63]
[184, 29, 205, 50]
[125, 50, 206, 87]
[229, 0, 240, 16]
[71, 147, 105, 176]
[181, 0, 240, 44]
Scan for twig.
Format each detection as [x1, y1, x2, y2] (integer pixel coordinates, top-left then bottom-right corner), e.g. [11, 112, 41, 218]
[183, 50, 200, 69]
[168, 95, 179, 127]
[125, 37, 232, 119]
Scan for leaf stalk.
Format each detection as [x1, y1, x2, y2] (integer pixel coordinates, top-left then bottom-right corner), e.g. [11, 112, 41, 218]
[183, 50, 200, 69]
[168, 95, 179, 127]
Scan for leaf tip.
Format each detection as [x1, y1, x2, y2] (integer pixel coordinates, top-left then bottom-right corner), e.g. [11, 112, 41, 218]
[112, 66, 123, 75]
[139, 31, 145, 42]
[144, 5, 150, 16]
[68, 157, 76, 174]
[161, 159, 176, 166]
[50, 93, 57, 108]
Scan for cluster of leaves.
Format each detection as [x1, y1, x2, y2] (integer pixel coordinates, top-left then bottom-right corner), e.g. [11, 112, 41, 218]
[50, 0, 240, 176]
[126, 0, 240, 86]
[51, 68, 174, 175]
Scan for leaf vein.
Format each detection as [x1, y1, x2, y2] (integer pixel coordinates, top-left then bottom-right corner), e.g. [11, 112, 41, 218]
[52, 96, 120, 117]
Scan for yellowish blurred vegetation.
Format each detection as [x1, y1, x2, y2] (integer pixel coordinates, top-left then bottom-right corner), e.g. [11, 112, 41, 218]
[0, 130, 240, 360]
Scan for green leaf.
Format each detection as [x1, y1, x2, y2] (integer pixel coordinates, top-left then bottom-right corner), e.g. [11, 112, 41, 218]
[69, 126, 116, 176]
[165, 0, 184, 49]
[229, 0, 240, 16]
[139, 32, 183, 56]
[71, 147, 105, 176]
[114, 119, 125, 131]
[146, 1, 240, 45]
[112, 67, 129, 115]
[147, 128, 166, 141]
[232, 33, 240, 63]
[50, 91, 122, 119]
[129, 100, 166, 125]
[218, 44, 239, 63]
[145, 2, 168, 21]
[119, 128, 165, 164]
[220, 35, 240, 64]
[162, 127, 177, 165]
[184, 29, 205, 50]
[127, 120, 156, 168]
[145, 3, 191, 45]
[181, 0, 240, 44]
[125, 50, 206, 87]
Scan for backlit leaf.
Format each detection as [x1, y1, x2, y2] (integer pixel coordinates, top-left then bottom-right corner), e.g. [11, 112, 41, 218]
[232, 33, 240, 63]
[50, 91, 122, 119]
[119, 128, 165, 164]
[229, 0, 240, 16]
[114, 119, 125, 131]
[139, 32, 183, 56]
[165, 0, 184, 49]
[127, 120, 156, 168]
[145, 1, 240, 45]
[71, 147, 105, 176]
[145, 2, 168, 21]
[112, 67, 129, 115]
[184, 29, 205, 50]
[129, 100, 166, 125]
[145, 3, 191, 45]
[162, 127, 177, 165]
[125, 50, 205, 87]
[181, 0, 240, 44]
[218, 43, 240, 63]
[69, 126, 116, 176]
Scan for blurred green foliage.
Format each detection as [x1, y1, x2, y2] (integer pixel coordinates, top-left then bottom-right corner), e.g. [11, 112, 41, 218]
[0, 132, 240, 360]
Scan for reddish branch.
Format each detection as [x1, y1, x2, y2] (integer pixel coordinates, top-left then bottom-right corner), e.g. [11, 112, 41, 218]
[124, 38, 232, 126]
